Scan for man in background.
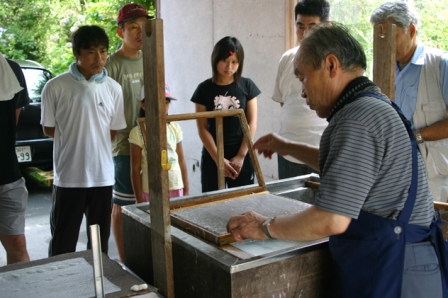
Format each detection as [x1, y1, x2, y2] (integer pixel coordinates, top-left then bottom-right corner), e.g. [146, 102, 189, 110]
[105, 3, 149, 263]
[0, 55, 31, 264]
[371, 2, 448, 202]
[272, 0, 329, 179]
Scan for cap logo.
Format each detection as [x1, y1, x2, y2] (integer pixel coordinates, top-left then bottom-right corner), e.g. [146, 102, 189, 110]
[127, 7, 146, 13]
[117, 4, 148, 24]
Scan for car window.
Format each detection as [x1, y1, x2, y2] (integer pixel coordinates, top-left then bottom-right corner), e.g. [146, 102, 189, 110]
[21, 68, 53, 102]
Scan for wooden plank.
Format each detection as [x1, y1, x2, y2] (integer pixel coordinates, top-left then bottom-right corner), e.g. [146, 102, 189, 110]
[305, 180, 320, 189]
[373, 24, 396, 100]
[171, 190, 270, 212]
[237, 112, 266, 188]
[154, 0, 160, 18]
[434, 201, 448, 211]
[166, 109, 244, 121]
[286, 0, 296, 50]
[169, 187, 268, 209]
[142, 18, 174, 298]
[219, 244, 255, 260]
[216, 116, 225, 189]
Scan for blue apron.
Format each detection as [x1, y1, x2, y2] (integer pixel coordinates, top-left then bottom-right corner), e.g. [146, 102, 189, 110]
[329, 93, 448, 297]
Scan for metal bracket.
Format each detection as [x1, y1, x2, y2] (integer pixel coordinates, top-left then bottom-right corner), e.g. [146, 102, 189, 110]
[90, 224, 105, 298]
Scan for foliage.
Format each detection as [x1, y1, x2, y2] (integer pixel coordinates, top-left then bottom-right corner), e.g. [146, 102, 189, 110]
[414, 0, 448, 50]
[1, 0, 447, 77]
[0, 0, 154, 75]
[0, 1, 50, 61]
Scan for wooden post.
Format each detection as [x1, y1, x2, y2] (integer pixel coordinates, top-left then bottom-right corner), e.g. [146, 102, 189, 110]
[215, 117, 225, 189]
[154, 0, 161, 19]
[286, 0, 297, 50]
[372, 24, 396, 100]
[237, 113, 266, 188]
[142, 19, 175, 298]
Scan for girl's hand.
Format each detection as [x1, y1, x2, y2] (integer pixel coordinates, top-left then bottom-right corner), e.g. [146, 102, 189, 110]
[229, 154, 245, 176]
[224, 158, 239, 180]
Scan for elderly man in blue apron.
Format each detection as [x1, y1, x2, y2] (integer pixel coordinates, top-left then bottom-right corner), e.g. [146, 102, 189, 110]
[227, 23, 447, 298]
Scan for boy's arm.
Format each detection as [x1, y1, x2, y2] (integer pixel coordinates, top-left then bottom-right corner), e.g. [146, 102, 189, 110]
[43, 126, 55, 138]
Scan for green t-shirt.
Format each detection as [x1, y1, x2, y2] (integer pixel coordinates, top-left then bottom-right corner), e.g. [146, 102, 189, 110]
[106, 52, 144, 156]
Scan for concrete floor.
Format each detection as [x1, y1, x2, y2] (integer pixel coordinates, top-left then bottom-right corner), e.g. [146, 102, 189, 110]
[0, 177, 119, 266]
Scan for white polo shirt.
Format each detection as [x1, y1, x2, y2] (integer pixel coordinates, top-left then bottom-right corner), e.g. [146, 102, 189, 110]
[41, 72, 126, 187]
[272, 46, 327, 163]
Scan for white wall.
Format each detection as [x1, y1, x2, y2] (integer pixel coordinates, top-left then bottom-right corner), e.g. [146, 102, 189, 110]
[161, 0, 288, 195]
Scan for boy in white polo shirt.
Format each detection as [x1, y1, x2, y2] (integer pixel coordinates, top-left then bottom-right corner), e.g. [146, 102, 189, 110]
[41, 25, 126, 256]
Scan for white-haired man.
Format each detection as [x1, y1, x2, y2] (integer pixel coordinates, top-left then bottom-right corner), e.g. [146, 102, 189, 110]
[371, 1, 448, 202]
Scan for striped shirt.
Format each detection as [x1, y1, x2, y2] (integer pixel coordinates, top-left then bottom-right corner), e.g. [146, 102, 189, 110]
[315, 82, 433, 226]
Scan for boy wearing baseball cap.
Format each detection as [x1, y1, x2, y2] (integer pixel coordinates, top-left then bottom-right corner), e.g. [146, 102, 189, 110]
[105, 3, 150, 263]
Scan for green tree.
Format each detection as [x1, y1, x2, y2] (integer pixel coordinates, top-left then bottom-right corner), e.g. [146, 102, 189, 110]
[2, 0, 447, 76]
[0, 0, 154, 74]
[415, 0, 448, 50]
[0, 1, 51, 61]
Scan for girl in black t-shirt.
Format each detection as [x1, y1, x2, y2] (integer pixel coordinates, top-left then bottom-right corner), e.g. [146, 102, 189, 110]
[190, 36, 261, 192]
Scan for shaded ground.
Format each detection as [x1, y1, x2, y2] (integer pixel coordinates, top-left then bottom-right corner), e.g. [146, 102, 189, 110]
[0, 174, 118, 266]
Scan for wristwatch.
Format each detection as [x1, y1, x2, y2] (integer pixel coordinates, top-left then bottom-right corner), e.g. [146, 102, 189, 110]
[262, 217, 276, 239]
[415, 129, 424, 144]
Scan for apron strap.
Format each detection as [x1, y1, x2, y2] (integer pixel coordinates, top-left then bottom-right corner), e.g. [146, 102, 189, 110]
[357, 93, 419, 223]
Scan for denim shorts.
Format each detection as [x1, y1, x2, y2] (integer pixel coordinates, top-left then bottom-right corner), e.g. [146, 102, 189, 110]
[113, 155, 135, 206]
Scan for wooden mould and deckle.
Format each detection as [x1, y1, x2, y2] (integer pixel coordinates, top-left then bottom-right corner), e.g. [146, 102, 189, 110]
[140, 107, 310, 247]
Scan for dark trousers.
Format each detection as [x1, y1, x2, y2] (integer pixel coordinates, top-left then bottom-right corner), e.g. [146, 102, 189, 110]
[49, 185, 112, 257]
[277, 154, 318, 179]
[201, 145, 254, 193]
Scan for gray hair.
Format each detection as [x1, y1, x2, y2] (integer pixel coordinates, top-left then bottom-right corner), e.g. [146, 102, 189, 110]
[370, 1, 420, 32]
[296, 23, 366, 72]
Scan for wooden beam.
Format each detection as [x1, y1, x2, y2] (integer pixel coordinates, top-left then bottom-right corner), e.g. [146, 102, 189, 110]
[237, 111, 266, 188]
[286, 0, 296, 50]
[166, 109, 245, 121]
[169, 187, 268, 210]
[142, 18, 174, 298]
[215, 116, 225, 189]
[434, 201, 448, 211]
[372, 24, 396, 100]
[154, 0, 161, 19]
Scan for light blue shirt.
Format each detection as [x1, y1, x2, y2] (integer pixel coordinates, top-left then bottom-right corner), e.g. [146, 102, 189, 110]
[394, 44, 448, 126]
